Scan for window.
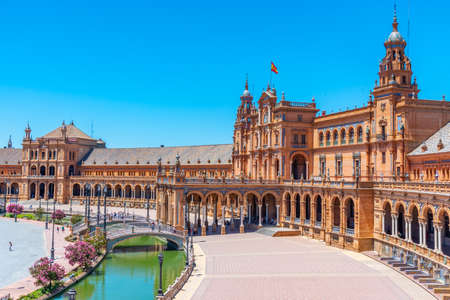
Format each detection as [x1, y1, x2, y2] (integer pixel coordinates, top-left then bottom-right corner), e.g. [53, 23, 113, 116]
[301, 134, 306, 145]
[326, 132, 331, 146]
[349, 128, 354, 144]
[337, 160, 342, 176]
[293, 134, 299, 145]
[382, 152, 386, 164]
[41, 152, 45, 159]
[320, 156, 326, 176]
[297, 114, 303, 121]
[319, 132, 324, 147]
[333, 131, 338, 145]
[340, 129, 346, 144]
[381, 125, 386, 140]
[357, 127, 363, 143]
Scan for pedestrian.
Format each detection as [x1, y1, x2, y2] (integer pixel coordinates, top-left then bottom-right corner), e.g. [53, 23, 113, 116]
[9, 241, 12, 251]
[57, 227, 59, 233]
[61, 226, 65, 232]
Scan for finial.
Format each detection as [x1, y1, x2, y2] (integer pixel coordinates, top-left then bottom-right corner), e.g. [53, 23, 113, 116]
[312, 96, 315, 103]
[443, 95, 446, 101]
[245, 74, 248, 90]
[267, 82, 270, 91]
[8, 135, 12, 148]
[392, 2, 399, 32]
[26, 121, 30, 130]
[70, 120, 74, 125]
[282, 91, 285, 101]
[62, 120, 65, 126]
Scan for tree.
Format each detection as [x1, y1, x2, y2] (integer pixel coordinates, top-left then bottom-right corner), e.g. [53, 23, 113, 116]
[86, 233, 107, 254]
[7, 203, 23, 214]
[34, 207, 44, 220]
[29, 257, 65, 291]
[65, 241, 97, 270]
[52, 209, 66, 221]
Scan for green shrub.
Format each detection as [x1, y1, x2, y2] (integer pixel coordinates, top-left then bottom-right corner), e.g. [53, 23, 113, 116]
[70, 214, 83, 225]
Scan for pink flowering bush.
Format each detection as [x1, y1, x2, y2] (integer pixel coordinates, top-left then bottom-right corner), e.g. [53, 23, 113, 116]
[29, 257, 65, 290]
[65, 241, 97, 270]
[52, 209, 66, 220]
[7, 203, 23, 214]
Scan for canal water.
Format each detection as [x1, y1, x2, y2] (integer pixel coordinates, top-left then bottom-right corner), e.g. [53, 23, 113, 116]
[54, 236, 185, 300]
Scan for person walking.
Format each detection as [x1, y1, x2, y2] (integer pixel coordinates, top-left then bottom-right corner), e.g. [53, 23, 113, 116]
[9, 241, 12, 251]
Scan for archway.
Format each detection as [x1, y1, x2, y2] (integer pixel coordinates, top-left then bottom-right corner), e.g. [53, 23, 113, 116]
[291, 154, 307, 180]
[106, 184, 112, 197]
[332, 197, 340, 229]
[285, 193, 291, 220]
[384, 202, 392, 235]
[262, 193, 277, 225]
[397, 204, 406, 239]
[424, 208, 435, 249]
[345, 198, 355, 232]
[72, 184, 81, 197]
[124, 185, 132, 198]
[114, 185, 122, 198]
[30, 183, 36, 199]
[39, 183, 45, 199]
[245, 193, 259, 225]
[135, 185, 142, 199]
[30, 166, 37, 176]
[315, 195, 322, 226]
[94, 184, 101, 197]
[48, 183, 54, 199]
[305, 194, 311, 223]
[411, 206, 420, 244]
[439, 210, 450, 256]
[295, 194, 300, 220]
[10, 183, 19, 195]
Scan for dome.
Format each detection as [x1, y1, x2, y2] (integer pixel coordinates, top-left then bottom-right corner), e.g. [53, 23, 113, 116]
[242, 89, 250, 97]
[388, 31, 403, 43]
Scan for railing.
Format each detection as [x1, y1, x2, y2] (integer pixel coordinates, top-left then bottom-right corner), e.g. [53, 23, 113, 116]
[373, 181, 450, 194]
[275, 100, 315, 108]
[304, 219, 310, 225]
[315, 221, 322, 228]
[346, 228, 354, 235]
[332, 226, 340, 233]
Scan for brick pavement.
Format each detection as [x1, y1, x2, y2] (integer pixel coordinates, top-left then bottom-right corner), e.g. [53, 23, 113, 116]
[190, 233, 435, 300]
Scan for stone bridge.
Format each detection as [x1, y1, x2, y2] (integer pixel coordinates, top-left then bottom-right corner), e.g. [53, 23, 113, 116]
[106, 223, 185, 252]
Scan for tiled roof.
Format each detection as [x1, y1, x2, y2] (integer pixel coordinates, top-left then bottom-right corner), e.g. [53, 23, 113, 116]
[82, 144, 233, 166]
[409, 122, 450, 156]
[42, 124, 94, 140]
[0, 149, 22, 165]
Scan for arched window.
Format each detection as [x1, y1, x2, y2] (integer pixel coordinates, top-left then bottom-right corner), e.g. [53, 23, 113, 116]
[348, 128, 354, 144]
[333, 130, 338, 145]
[40, 166, 46, 176]
[326, 131, 331, 146]
[357, 127, 363, 143]
[72, 184, 81, 197]
[68, 165, 74, 176]
[340, 128, 346, 144]
[49, 166, 55, 176]
[319, 132, 324, 147]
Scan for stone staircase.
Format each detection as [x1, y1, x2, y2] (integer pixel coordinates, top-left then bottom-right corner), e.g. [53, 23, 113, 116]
[367, 252, 450, 299]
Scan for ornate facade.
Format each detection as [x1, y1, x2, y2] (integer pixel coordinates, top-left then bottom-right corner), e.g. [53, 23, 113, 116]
[0, 12, 450, 267]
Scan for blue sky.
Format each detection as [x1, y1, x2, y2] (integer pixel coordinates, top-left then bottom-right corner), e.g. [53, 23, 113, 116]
[1, 0, 449, 148]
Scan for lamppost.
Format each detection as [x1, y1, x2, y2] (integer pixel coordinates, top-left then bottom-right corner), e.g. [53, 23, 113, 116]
[66, 288, 77, 300]
[45, 197, 49, 230]
[158, 252, 164, 296]
[50, 197, 56, 260]
[96, 185, 101, 226]
[146, 185, 150, 222]
[103, 185, 107, 238]
[86, 184, 91, 229]
[184, 198, 189, 267]
[123, 201, 126, 225]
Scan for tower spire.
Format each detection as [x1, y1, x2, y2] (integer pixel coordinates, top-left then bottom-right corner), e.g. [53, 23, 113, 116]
[245, 73, 248, 90]
[7, 135, 12, 148]
[393, 3, 399, 32]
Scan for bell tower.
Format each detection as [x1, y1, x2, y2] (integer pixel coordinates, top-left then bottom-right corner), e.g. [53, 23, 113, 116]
[373, 5, 419, 98]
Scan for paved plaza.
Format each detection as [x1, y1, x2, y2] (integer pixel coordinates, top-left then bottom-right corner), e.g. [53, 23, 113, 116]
[0, 218, 71, 299]
[182, 233, 434, 300]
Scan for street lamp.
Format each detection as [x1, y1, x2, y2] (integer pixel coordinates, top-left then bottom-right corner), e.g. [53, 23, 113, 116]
[158, 252, 164, 296]
[123, 201, 126, 224]
[50, 198, 56, 260]
[184, 200, 189, 267]
[103, 185, 107, 238]
[85, 184, 91, 229]
[66, 288, 77, 300]
[45, 197, 49, 230]
[146, 185, 150, 222]
[96, 185, 101, 226]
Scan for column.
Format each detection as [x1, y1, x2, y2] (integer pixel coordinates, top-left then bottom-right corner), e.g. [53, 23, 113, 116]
[407, 219, 412, 242]
[201, 203, 206, 236]
[391, 215, 396, 236]
[230, 202, 235, 231]
[239, 205, 244, 233]
[221, 205, 226, 235]
[213, 201, 217, 232]
[419, 222, 423, 246]
[437, 226, 443, 253]
[305, 162, 309, 180]
[434, 225, 438, 250]
[258, 204, 262, 227]
[265, 203, 269, 224]
[381, 212, 385, 234]
[276, 204, 280, 226]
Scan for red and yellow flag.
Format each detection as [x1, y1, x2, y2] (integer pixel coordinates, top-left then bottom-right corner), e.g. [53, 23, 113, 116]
[271, 62, 278, 74]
